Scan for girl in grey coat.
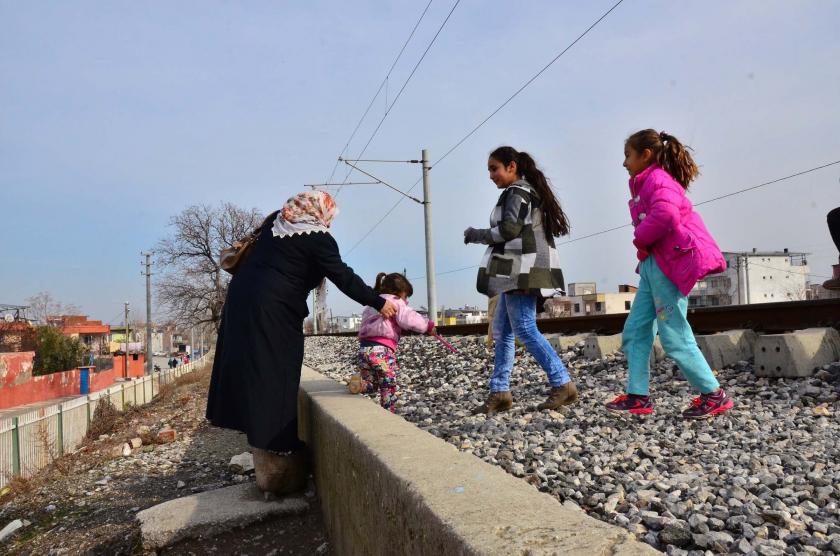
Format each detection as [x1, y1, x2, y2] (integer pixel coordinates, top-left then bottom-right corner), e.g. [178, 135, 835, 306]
[464, 146, 578, 414]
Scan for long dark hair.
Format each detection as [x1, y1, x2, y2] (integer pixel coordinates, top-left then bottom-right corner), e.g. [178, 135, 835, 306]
[374, 272, 413, 297]
[489, 146, 571, 239]
[625, 129, 700, 189]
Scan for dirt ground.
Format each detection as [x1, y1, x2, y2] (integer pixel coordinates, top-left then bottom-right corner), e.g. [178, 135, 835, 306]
[0, 363, 330, 555]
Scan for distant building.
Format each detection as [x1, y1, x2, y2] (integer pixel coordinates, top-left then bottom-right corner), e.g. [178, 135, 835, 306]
[568, 284, 637, 316]
[807, 283, 840, 300]
[333, 314, 362, 332]
[689, 249, 809, 307]
[48, 315, 111, 355]
[567, 282, 596, 296]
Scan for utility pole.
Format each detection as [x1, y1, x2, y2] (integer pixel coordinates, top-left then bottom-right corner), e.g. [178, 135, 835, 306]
[190, 328, 195, 360]
[142, 252, 153, 375]
[422, 149, 437, 325]
[330, 150, 437, 324]
[123, 302, 130, 379]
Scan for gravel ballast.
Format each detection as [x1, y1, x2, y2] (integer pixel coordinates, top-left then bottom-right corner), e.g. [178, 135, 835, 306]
[305, 335, 840, 555]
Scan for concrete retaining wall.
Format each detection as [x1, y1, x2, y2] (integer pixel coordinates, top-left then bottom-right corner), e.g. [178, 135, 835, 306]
[298, 366, 658, 555]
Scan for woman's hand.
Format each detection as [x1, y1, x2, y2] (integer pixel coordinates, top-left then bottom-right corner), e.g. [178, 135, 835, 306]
[379, 300, 397, 319]
[427, 325, 438, 337]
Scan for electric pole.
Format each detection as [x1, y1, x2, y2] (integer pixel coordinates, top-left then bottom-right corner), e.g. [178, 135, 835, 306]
[123, 302, 130, 378]
[422, 148, 437, 324]
[329, 150, 438, 324]
[142, 252, 153, 375]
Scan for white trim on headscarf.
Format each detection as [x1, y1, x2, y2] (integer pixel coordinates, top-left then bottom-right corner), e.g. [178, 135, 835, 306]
[271, 216, 329, 239]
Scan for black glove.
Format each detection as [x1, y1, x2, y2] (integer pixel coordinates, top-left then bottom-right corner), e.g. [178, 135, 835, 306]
[463, 227, 485, 244]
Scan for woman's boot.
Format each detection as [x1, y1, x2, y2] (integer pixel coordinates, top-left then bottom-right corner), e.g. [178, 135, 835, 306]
[253, 447, 309, 496]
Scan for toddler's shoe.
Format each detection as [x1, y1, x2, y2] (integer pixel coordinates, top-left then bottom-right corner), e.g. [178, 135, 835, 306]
[682, 389, 733, 419]
[605, 393, 654, 415]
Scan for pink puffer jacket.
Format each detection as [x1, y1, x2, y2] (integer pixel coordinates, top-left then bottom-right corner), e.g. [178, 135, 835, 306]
[629, 164, 726, 295]
[358, 294, 434, 351]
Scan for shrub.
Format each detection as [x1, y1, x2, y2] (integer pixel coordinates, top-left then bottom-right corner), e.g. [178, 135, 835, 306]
[32, 326, 85, 376]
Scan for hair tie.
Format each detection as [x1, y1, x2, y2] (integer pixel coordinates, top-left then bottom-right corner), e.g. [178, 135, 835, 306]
[659, 131, 668, 142]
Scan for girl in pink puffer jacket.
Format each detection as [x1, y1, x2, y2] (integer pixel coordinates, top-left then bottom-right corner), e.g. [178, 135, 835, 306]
[606, 129, 734, 419]
[348, 272, 436, 412]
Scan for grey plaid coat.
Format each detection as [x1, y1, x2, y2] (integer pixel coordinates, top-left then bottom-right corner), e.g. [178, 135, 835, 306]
[472, 180, 565, 298]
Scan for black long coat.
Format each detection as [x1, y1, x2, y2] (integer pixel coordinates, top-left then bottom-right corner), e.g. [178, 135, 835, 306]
[206, 224, 384, 451]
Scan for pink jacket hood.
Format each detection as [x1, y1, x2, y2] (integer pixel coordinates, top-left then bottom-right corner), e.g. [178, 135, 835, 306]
[358, 294, 433, 350]
[629, 164, 726, 295]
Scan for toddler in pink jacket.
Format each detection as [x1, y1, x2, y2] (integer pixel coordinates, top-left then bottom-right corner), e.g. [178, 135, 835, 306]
[348, 272, 436, 412]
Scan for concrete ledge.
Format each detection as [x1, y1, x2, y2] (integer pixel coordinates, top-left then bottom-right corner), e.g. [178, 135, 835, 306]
[696, 329, 758, 370]
[298, 366, 659, 555]
[136, 483, 308, 549]
[754, 328, 840, 378]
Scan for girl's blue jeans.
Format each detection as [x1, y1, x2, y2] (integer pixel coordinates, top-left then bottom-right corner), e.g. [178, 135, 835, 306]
[622, 257, 720, 396]
[489, 291, 571, 392]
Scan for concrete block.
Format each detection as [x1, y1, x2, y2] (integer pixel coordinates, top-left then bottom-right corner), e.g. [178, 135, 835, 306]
[755, 328, 840, 378]
[584, 334, 623, 359]
[298, 367, 659, 556]
[546, 333, 593, 352]
[137, 483, 307, 549]
[584, 334, 665, 363]
[696, 329, 758, 370]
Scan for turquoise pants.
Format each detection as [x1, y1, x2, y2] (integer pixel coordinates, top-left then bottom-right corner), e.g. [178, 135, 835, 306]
[622, 257, 720, 396]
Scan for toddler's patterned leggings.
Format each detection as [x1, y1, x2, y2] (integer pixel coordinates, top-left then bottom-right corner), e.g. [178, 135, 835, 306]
[356, 345, 398, 412]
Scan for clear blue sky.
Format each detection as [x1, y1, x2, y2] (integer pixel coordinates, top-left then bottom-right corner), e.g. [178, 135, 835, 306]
[2, 1, 839, 323]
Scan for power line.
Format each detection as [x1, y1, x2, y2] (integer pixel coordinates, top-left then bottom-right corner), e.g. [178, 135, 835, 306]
[336, 0, 461, 195]
[407, 159, 840, 279]
[431, 0, 625, 169]
[344, 1, 622, 249]
[324, 0, 435, 189]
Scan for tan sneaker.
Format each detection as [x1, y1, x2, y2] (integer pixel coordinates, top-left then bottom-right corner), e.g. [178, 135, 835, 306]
[537, 382, 579, 410]
[474, 391, 513, 415]
[347, 373, 364, 394]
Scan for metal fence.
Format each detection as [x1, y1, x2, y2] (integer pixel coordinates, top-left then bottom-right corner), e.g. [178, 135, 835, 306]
[0, 352, 212, 490]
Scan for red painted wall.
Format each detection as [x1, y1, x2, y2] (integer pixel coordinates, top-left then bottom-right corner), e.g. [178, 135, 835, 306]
[0, 352, 144, 410]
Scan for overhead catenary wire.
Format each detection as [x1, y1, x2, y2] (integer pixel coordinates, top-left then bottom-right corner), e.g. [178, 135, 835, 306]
[407, 159, 840, 280]
[344, 0, 624, 251]
[336, 0, 462, 195]
[323, 0, 435, 189]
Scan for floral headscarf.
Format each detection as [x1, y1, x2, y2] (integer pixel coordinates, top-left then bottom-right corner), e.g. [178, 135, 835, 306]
[272, 190, 339, 238]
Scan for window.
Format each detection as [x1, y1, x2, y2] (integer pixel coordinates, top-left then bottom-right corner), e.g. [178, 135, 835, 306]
[625, 301, 632, 310]
[574, 304, 580, 313]
[595, 302, 603, 312]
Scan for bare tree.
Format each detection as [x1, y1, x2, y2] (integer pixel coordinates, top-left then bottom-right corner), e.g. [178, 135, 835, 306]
[25, 291, 81, 325]
[155, 203, 263, 329]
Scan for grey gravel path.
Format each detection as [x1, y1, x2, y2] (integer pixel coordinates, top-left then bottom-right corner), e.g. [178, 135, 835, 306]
[305, 335, 840, 556]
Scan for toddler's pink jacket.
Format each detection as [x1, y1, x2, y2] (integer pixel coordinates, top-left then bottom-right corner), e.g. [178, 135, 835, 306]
[358, 294, 434, 351]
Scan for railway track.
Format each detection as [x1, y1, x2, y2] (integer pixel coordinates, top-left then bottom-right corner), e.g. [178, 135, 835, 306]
[311, 298, 840, 337]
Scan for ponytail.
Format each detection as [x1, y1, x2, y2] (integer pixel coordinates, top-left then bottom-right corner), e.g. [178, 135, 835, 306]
[374, 272, 387, 293]
[626, 129, 700, 189]
[373, 272, 414, 297]
[489, 146, 571, 240]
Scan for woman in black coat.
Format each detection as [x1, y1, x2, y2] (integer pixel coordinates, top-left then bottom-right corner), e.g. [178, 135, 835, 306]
[206, 191, 396, 494]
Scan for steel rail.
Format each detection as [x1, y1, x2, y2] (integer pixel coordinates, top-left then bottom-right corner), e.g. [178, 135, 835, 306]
[310, 298, 840, 337]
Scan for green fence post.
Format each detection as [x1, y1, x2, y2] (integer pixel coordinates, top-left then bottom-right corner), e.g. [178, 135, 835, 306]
[11, 417, 20, 477]
[121, 383, 125, 410]
[86, 395, 91, 427]
[57, 406, 64, 457]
